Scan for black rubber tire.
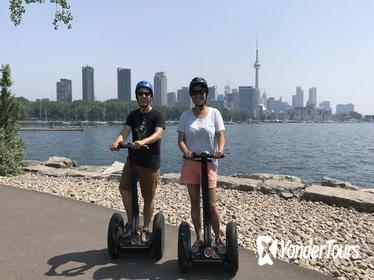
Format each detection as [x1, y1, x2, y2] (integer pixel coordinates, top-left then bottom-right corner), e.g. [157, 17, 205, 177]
[152, 212, 165, 260]
[178, 221, 191, 273]
[107, 213, 124, 259]
[226, 221, 239, 276]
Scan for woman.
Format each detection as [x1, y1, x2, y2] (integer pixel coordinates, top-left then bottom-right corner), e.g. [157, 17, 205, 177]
[177, 77, 225, 253]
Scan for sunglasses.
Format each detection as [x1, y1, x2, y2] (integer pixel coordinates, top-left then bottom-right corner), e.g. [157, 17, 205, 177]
[190, 89, 206, 96]
[137, 91, 152, 97]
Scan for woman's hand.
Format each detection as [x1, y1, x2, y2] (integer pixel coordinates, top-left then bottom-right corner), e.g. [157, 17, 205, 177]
[184, 150, 194, 159]
[213, 150, 224, 158]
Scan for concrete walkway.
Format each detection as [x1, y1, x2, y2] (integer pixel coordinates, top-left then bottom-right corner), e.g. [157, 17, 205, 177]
[0, 185, 332, 280]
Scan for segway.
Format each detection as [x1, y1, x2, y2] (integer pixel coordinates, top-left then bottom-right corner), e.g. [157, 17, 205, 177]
[178, 152, 238, 275]
[107, 143, 164, 260]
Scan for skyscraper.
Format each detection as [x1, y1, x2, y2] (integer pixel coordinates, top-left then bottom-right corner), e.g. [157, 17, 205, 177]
[293, 86, 304, 107]
[167, 92, 177, 106]
[56, 78, 72, 102]
[177, 87, 191, 107]
[153, 72, 167, 106]
[207, 86, 217, 101]
[82, 65, 94, 101]
[117, 68, 131, 101]
[307, 87, 317, 108]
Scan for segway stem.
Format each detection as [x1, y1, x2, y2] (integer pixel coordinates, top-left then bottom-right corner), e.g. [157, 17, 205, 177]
[201, 156, 212, 247]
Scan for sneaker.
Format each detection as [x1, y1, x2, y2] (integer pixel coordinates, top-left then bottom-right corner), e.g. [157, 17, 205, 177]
[190, 240, 204, 254]
[141, 229, 151, 243]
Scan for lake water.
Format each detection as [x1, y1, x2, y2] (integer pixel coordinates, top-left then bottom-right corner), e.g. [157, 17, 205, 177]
[20, 123, 374, 188]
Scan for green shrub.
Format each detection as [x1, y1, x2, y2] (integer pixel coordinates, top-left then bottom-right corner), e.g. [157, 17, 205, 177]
[0, 64, 24, 176]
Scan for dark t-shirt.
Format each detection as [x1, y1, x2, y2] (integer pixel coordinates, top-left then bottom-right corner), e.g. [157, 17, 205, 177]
[124, 109, 165, 169]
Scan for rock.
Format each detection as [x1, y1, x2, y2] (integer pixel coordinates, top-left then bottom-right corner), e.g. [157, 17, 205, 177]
[217, 176, 259, 191]
[43, 156, 77, 168]
[23, 164, 69, 177]
[303, 185, 374, 213]
[78, 165, 107, 173]
[160, 173, 180, 184]
[258, 175, 308, 197]
[321, 176, 360, 191]
[102, 161, 124, 175]
[22, 159, 42, 167]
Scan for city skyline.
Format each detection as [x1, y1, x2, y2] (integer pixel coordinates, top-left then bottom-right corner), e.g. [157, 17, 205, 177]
[1, 0, 373, 114]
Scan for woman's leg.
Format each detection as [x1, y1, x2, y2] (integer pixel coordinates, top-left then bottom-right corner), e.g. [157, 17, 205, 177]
[187, 184, 203, 242]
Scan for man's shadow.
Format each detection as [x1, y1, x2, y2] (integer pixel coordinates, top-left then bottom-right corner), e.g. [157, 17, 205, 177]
[46, 248, 235, 280]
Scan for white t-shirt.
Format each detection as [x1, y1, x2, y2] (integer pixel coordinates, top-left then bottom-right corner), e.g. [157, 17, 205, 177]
[177, 107, 225, 169]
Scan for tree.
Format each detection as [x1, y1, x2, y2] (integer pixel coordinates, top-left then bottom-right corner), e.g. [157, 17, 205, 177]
[9, 0, 73, 29]
[0, 64, 25, 176]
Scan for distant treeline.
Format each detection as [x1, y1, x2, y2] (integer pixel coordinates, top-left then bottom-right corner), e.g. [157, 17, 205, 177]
[16, 97, 249, 122]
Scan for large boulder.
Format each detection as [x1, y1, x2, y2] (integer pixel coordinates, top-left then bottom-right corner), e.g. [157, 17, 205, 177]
[303, 185, 374, 212]
[43, 156, 77, 169]
[321, 176, 360, 191]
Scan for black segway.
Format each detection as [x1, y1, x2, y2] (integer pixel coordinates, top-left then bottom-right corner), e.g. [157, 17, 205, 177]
[178, 152, 238, 276]
[107, 143, 164, 260]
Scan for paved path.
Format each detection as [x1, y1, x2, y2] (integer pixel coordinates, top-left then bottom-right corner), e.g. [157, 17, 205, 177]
[0, 185, 332, 280]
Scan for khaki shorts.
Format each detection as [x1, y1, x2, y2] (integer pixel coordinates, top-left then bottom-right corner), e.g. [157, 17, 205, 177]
[119, 159, 160, 201]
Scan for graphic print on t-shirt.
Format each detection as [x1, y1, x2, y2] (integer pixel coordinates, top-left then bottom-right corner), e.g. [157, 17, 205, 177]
[134, 117, 148, 140]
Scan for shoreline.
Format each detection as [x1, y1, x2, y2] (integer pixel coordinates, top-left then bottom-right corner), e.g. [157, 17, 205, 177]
[0, 171, 373, 280]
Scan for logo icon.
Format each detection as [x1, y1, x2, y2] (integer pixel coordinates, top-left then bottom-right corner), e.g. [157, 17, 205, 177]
[256, 235, 278, 266]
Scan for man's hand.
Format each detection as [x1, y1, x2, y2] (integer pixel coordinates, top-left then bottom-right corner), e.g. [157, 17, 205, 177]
[132, 140, 146, 150]
[109, 141, 122, 151]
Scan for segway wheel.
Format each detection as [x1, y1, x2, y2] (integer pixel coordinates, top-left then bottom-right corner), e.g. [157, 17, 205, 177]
[107, 213, 124, 259]
[226, 221, 239, 275]
[178, 221, 191, 273]
[152, 211, 165, 260]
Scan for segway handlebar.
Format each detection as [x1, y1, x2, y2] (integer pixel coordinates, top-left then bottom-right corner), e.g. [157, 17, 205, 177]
[183, 151, 225, 160]
[117, 143, 149, 150]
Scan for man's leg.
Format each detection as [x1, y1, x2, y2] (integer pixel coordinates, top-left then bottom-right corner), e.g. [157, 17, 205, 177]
[119, 160, 132, 223]
[138, 166, 159, 231]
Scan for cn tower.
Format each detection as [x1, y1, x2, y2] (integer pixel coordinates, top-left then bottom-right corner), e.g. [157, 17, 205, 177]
[254, 36, 260, 89]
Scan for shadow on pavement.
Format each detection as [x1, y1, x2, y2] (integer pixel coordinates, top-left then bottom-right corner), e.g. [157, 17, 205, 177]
[46, 248, 235, 280]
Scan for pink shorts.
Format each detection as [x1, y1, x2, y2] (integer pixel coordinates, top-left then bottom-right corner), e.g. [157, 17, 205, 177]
[180, 160, 217, 188]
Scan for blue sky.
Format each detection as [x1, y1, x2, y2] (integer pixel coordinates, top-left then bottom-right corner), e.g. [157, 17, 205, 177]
[1, 0, 373, 114]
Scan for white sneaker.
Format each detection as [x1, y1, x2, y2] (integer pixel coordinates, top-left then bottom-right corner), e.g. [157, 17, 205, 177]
[141, 230, 151, 243]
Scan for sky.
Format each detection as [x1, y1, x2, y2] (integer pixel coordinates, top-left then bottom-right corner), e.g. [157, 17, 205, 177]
[1, 0, 373, 114]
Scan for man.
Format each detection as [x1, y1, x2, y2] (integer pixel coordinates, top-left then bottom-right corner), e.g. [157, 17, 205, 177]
[110, 80, 165, 242]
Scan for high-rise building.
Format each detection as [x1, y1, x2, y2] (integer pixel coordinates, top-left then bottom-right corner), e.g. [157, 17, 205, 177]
[292, 86, 304, 107]
[319, 101, 331, 112]
[238, 86, 257, 118]
[307, 87, 317, 108]
[154, 72, 167, 106]
[336, 104, 354, 114]
[167, 92, 177, 106]
[177, 87, 191, 107]
[224, 84, 231, 96]
[56, 79, 72, 103]
[207, 86, 217, 101]
[82, 65, 94, 101]
[261, 92, 267, 107]
[267, 97, 275, 112]
[117, 68, 131, 101]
